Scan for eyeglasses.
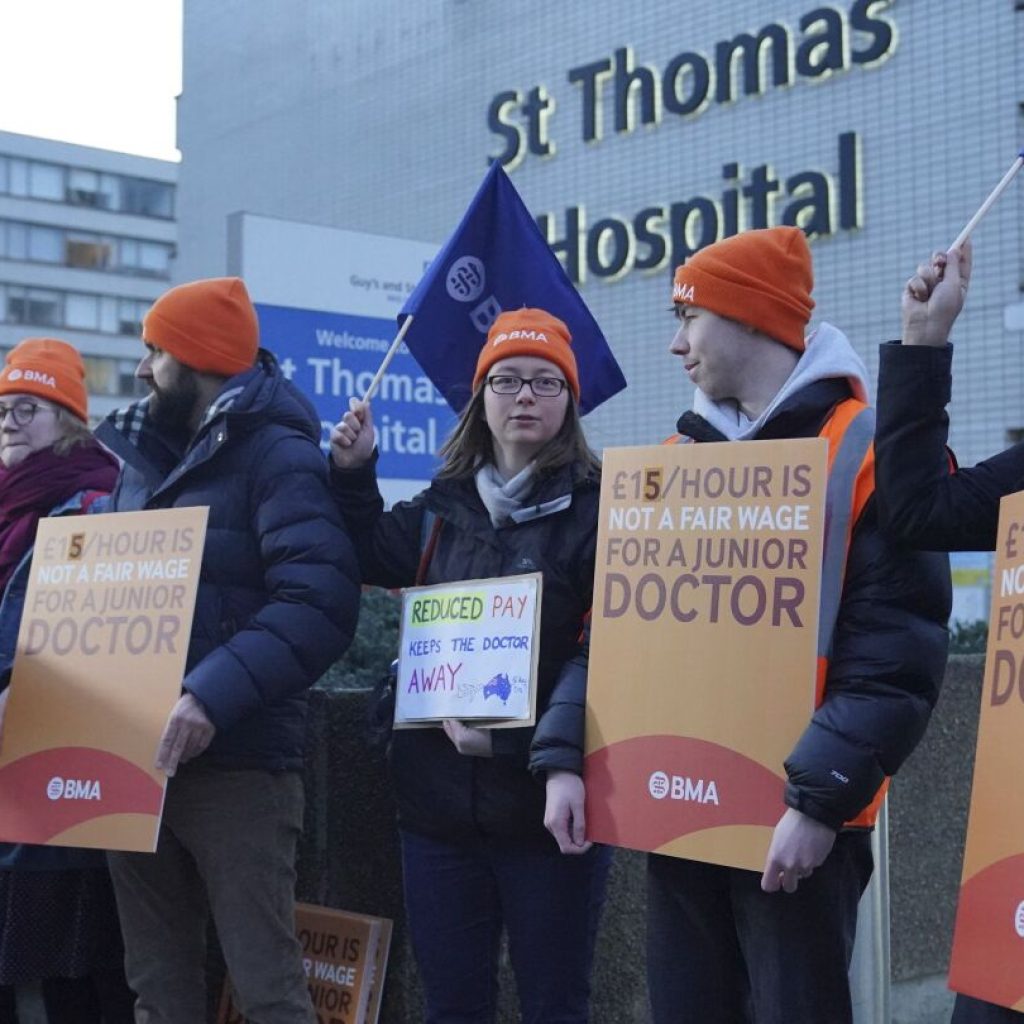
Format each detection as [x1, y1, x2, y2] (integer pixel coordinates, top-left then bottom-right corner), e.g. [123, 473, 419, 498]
[0, 401, 51, 427]
[486, 375, 567, 398]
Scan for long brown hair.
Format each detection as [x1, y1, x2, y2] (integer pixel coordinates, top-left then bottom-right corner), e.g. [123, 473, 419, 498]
[436, 383, 599, 480]
[52, 406, 94, 456]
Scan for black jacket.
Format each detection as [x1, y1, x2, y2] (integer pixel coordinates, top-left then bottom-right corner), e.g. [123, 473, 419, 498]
[96, 351, 361, 772]
[332, 456, 597, 846]
[677, 378, 951, 829]
[875, 341, 1024, 550]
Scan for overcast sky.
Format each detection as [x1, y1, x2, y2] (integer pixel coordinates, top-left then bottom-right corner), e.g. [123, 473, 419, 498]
[0, 0, 182, 161]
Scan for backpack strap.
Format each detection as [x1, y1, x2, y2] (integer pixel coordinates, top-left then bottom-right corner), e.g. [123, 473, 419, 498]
[415, 511, 443, 586]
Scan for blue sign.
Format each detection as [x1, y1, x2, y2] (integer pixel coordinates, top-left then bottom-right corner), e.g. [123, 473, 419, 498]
[256, 302, 455, 484]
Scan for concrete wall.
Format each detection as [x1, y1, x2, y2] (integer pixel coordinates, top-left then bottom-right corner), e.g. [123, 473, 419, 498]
[228, 654, 984, 1022]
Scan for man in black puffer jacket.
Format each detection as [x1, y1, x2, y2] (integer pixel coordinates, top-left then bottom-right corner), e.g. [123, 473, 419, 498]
[96, 277, 360, 1024]
[647, 228, 950, 1024]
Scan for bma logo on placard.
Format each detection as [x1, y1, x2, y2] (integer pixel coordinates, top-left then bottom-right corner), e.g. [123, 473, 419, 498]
[648, 770, 720, 805]
[1015, 900, 1024, 940]
[47, 776, 102, 801]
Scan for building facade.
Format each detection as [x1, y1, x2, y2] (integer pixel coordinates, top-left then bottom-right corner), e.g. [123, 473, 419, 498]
[0, 130, 177, 421]
[173, 0, 1023, 466]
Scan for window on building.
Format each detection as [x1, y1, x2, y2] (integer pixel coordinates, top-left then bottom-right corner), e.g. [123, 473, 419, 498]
[138, 241, 171, 276]
[82, 355, 146, 397]
[28, 225, 63, 263]
[0, 282, 156, 336]
[118, 298, 147, 335]
[7, 287, 62, 327]
[5, 223, 27, 260]
[28, 162, 64, 201]
[116, 238, 172, 277]
[65, 292, 100, 331]
[0, 156, 7, 194]
[66, 231, 113, 270]
[99, 296, 118, 334]
[8, 159, 28, 197]
[119, 177, 174, 218]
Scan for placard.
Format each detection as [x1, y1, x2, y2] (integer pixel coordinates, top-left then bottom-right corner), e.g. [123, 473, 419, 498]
[217, 903, 393, 1024]
[394, 573, 541, 729]
[948, 490, 1024, 1011]
[0, 507, 208, 852]
[584, 439, 827, 871]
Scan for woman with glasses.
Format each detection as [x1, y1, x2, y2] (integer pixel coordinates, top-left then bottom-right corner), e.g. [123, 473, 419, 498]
[0, 339, 135, 1024]
[330, 308, 610, 1024]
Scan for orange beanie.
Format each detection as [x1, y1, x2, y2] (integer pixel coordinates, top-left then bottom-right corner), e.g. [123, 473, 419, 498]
[0, 338, 88, 421]
[473, 308, 579, 400]
[143, 277, 259, 376]
[672, 227, 815, 352]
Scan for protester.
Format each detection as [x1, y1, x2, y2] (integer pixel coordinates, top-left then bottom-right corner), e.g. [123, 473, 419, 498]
[875, 242, 1022, 1024]
[94, 278, 361, 1024]
[643, 227, 950, 1023]
[0, 338, 133, 1024]
[330, 307, 610, 1024]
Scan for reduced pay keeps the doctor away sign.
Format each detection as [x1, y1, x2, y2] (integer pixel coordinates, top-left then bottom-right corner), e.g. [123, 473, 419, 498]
[394, 573, 541, 729]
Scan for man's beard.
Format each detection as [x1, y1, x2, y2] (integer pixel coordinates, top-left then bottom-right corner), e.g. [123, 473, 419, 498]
[147, 370, 200, 432]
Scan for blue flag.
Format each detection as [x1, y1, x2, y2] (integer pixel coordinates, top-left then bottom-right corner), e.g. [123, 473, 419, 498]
[399, 163, 626, 415]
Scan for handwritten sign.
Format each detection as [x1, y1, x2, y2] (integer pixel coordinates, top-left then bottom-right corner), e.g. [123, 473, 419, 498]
[948, 490, 1024, 1011]
[394, 573, 541, 728]
[0, 507, 207, 852]
[584, 439, 827, 871]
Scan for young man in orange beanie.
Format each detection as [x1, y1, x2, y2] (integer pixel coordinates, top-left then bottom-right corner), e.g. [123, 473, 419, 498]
[647, 227, 951, 1023]
[96, 278, 361, 1024]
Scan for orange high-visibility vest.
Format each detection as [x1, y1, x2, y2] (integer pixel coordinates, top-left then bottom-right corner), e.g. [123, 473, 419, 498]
[664, 398, 883, 828]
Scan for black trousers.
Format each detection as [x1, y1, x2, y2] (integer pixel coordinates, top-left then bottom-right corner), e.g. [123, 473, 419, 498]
[646, 831, 873, 1024]
[952, 995, 1024, 1023]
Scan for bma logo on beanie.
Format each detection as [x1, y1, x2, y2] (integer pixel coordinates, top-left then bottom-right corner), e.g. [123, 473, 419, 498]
[0, 338, 88, 420]
[5, 368, 56, 388]
[490, 329, 551, 347]
[472, 308, 581, 400]
[671, 226, 815, 353]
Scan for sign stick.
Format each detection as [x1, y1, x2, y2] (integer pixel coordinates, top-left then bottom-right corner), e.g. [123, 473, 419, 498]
[948, 149, 1024, 252]
[361, 315, 414, 403]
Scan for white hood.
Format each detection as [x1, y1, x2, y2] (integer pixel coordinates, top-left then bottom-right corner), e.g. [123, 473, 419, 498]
[692, 322, 869, 441]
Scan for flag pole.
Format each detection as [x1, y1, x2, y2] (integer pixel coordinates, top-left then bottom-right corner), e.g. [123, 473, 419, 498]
[948, 148, 1024, 252]
[361, 315, 414, 403]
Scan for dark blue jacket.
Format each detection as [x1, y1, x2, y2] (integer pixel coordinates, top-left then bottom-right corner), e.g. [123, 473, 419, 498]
[96, 351, 360, 772]
[875, 341, 1024, 550]
[332, 456, 597, 846]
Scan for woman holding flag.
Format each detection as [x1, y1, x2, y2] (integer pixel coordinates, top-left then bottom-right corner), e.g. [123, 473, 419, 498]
[330, 307, 610, 1024]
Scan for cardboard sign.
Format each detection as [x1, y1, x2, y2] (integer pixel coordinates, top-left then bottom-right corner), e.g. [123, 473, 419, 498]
[948, 490, 1024, 1011]
[584, 439, 827, 872]
[394, 572, 541, 729]
[0, 507, 207, 853]
[217, 903, 393, 1024]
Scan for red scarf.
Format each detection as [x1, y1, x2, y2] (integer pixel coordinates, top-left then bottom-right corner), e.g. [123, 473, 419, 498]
[0, 442, 119, 592]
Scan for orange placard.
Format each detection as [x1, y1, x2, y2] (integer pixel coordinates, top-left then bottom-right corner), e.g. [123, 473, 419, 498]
[0, 507, 207, 853]
[585, 439, 827, 871]
[217, 902, 393, 1024]
[948, 490, 1024, 1011]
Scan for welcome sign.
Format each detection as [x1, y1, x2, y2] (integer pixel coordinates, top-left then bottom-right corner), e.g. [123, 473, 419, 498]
[0, 507, 207, 852]
[394, 573, 541, 729]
